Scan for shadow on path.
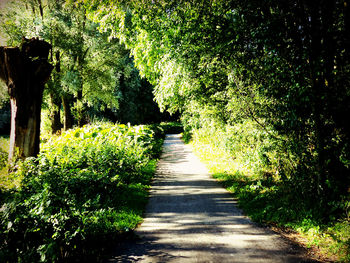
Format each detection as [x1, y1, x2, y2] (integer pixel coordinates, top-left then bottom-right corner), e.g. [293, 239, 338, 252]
[105, 134, 318, 263]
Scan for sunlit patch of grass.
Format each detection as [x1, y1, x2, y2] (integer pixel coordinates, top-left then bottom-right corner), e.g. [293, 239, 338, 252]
[190, 139, 254, 178]
[296, 220, 350, 262]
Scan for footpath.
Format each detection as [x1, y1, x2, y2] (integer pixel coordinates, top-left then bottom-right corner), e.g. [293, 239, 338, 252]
[106, 134, 317, 263]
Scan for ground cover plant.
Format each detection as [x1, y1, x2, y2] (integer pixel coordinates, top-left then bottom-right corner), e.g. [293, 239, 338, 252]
[0, 122, 164, 262]
[188, 125, 350, 262]
[0, 136, 9, 171]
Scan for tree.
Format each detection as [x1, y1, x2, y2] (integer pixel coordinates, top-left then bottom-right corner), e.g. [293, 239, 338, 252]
[84, 0, 350, 214]
[0, 37, 52, 159]
[0, 0, 164, 136]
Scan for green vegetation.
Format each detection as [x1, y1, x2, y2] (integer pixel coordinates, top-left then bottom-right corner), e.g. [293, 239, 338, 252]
[0, 136, 9, 177]
[158, 121, 183, 134]
[0, 0, 349, 261]
[83, 1, 350, 260]
[0, 136, 10, 188]
[0, 123, 164, 262]
[0, 0, 165, 136]
[189, 126, 350, 262]
[0, 82, 9, 135]
[84, 0, 350, 207]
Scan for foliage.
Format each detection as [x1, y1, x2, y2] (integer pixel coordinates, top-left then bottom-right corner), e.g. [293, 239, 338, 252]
[84, 0, 350, 221]
[0, 123, 164, 262]
[0, 0, 163, 132]
[190, 130, 350, 262]
[0, 136, 9, 171]
[0, 82, 10, 135]
[0, 0, 349, 259]
[158, 122, 183, 134]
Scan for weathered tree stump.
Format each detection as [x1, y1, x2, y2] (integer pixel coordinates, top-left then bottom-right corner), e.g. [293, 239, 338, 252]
[0, 37, 53, 160]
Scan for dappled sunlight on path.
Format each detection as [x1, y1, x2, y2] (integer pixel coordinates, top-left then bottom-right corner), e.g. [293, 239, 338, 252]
[106, 134, 315, 263]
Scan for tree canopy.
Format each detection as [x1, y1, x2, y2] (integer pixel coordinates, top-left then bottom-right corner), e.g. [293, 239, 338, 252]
[82, 0, 350, 212]
[0, 0, 349, 261]
[0, 0, 164, 133]
[0, 0, 348, 219]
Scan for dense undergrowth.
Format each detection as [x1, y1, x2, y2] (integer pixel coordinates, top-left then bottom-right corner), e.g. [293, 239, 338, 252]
[0, 122, 165, 262]
[188, 123, 350, 262]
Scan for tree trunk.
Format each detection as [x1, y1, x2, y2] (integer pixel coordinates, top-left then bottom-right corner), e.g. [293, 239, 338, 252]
[49, 50, 62, 134]
[308, 3, 327, 198]
[50, 92, 62, 134]
[62, 94, 74, 130]
[76, 86, 86, 127]
[0, 38, 52, 160]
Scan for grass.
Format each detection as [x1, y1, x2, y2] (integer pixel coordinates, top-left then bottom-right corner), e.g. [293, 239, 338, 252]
[189, 136, 350, 262]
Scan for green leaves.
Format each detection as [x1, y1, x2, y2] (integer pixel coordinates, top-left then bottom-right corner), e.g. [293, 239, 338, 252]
[85, 1, 349, 217]
[0, 122, 163, 262]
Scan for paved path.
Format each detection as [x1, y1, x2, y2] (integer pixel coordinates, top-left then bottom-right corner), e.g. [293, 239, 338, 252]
[106, 134, 314, 263]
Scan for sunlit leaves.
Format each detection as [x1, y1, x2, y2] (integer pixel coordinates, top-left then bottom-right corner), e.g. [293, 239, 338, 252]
[1, 122, 163, 262]
[84, 1, 350, 211]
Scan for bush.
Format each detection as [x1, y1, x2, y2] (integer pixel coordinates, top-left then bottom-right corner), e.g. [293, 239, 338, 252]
[0, 136, 9, 171]
[0, 123, 163, 262]
[0, 149, 7, 171]
[190, 123, 350, 261]
[159, 122, 183, 134]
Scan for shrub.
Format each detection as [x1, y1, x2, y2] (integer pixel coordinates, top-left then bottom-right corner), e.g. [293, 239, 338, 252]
[159, 122, 183, 134]
[0, 136, 9, 171]
[0, 123, 163, 262]
[190, 123, 350, 261]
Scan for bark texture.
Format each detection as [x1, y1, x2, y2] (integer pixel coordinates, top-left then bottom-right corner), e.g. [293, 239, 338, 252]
[50, 92, 62, 134]
[62, 94, 73, 131]
[0, 37, 53, 159]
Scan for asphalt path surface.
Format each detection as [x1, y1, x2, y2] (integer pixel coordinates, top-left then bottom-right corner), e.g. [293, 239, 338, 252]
[106, 134, 317, 263]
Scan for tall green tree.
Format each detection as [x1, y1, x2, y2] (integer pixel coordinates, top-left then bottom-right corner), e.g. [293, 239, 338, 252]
[84, 0, 350, 215]
[0, 0, 161, 137]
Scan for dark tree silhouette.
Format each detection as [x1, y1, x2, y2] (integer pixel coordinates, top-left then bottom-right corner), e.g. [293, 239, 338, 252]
[0, 37, 53, 159]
